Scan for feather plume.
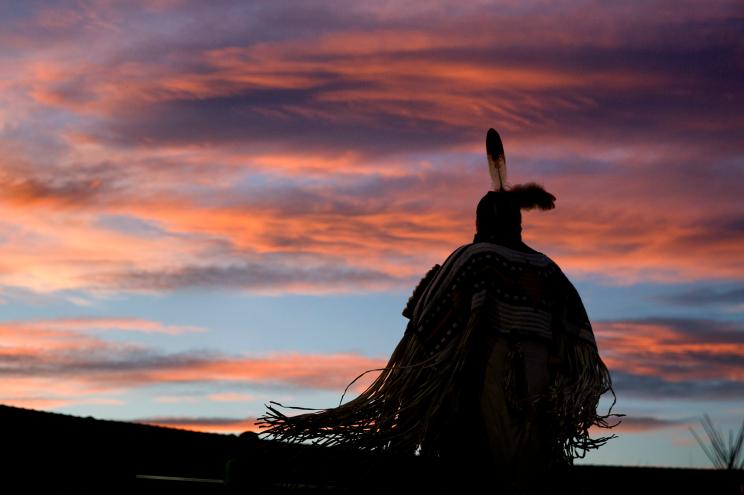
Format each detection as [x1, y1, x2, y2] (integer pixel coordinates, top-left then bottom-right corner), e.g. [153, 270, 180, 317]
[486, 128, 507, 191]
[510, 183, 556, 210]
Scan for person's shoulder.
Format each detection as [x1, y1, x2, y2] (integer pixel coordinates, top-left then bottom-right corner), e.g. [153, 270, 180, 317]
[462, 242, 553, 267]
[439, 243, 475, 266]
[539, 256, 581, 294]
[535, 251, 561, 270]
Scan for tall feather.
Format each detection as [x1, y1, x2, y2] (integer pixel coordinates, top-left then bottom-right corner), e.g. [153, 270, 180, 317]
[486, 128, 507, 191]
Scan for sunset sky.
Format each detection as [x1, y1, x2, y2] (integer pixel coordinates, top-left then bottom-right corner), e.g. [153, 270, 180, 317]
[1, 1, 742, 468]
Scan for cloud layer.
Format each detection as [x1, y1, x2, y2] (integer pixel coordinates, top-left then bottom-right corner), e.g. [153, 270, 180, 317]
[1, 1, 742, 461]
[0, 1, 742, 295]
[135, 416, 260, 434]
[0, 315, 385, 409]
[1, 313, 742, 414]
[595, 317, 744, 401]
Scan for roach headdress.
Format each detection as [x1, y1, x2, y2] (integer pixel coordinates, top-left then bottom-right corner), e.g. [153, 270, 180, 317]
[476, 129, 556, 241]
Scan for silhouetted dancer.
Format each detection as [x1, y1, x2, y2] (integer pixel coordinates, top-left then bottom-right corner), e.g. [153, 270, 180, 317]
[258, 128, 618, 493]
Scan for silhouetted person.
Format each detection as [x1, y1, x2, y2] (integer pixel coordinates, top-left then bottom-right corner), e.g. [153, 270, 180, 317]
[259, 129, 616, 493]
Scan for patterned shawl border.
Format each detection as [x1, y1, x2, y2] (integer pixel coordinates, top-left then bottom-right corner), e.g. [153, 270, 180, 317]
[413, 243, 595, 349]
[414, 243, 553, 324]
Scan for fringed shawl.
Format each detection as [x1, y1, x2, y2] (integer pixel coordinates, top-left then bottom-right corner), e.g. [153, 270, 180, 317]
[258, 242, 616, 462]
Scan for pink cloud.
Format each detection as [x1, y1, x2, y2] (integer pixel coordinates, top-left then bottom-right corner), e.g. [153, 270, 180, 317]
[0, 0, 740, 297]
[129, 353, 385, 391]
[0, 315, 386, 408]
[0, 316, 201, 408]
[596, 318, 744, 383]
[1, 314, 741, 413]
[136, 416, 260, 434]
[2, 141, 741, 295]
[590, 415, 689, 434]
[0, 317, 203, 335]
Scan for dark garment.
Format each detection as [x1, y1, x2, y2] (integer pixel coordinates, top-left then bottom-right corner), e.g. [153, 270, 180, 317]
[435, 330, 555, 492]
[259, 242, 615, 478]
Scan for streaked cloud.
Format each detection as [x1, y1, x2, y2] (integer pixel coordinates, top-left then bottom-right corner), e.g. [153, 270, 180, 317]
[616, 416, 690, 433]
[592, 415, 690, 435]
[657, 287, 744, 309]
[610, 371, 744, 401]
[0, 317, 204, 335]
[0, 1, 742, 467]
[135, 416, 259, 434]
[2, 313, 743, 410]
[142, 412, 692, 436]
[89, 259, 407, 293]
[596, 318, 744, 399]
[0, 315, 385, 409]
[0, 1, 741, 295]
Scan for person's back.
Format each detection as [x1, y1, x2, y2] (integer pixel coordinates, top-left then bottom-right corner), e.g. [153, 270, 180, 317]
[426, 242, 594, 492]
[258, 129, 617, 492]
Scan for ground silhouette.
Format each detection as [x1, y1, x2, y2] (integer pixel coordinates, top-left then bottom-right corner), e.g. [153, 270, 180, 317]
[2, 404, 742, 494]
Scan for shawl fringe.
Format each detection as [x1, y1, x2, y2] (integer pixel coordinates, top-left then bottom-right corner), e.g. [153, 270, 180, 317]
[257, 310, 480, 453]
[257, 244, 620, 460]
[257, 313, 618, 460]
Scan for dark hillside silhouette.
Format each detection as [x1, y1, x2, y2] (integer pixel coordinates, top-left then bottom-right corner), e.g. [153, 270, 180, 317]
[0, 404, 237, 494]
[1, 404, 742, 494]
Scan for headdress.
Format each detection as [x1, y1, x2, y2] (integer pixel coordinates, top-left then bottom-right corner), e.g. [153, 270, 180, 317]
[485, 128, 557, 208]
[476, 129, 556, 241]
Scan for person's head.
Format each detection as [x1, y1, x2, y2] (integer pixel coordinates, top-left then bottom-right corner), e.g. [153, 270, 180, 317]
[475, 191, 521, 242]
[474, 183, 556, 244]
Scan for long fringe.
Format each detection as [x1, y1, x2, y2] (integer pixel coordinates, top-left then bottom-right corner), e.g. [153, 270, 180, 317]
[257, 309, 482, 453]
[258, 314, 619, 460]
[544, 336, 620, 463]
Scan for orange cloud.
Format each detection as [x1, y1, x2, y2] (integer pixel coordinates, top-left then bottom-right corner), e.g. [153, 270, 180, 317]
[1, 153, 743, 293]
[119, 353, 385, 391]
[0, 317, 203, 335]
[596, 318, 744, 383]
[0, 316, 201, 408]
[1, 313, 741, 414]
[590, 415, 689, 434]
[0, 1, 741, 297]
[136, 416, 260, 434]
[0, 315, 387, 409]
[0, 375, 122, 410]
